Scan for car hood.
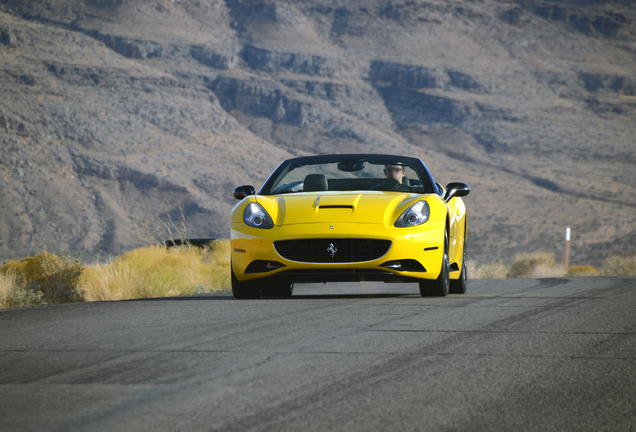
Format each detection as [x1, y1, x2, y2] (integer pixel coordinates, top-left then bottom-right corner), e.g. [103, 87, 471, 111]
[259, 192, 425, 226]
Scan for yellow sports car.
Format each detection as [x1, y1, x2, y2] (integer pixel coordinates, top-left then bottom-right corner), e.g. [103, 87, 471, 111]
[230, 154, 470, 299]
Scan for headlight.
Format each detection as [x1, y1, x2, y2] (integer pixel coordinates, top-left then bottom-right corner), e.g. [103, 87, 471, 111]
[243, 202, 274, 229]
[395, 201, 430, 227]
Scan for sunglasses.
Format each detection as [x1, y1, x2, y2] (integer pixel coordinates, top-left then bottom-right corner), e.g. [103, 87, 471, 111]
[387, 166, 405, 172]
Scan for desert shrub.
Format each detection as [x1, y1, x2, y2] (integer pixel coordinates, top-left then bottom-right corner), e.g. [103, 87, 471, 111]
[138, 204, 189, 247]
[0, 273, 47, 308]
[80, 240, 231, 301]
[0, 252, 83, 306]
[506, 251, 564, 279]
[471, 261, 509, 279]
[566, 265, 600, 277]
[601, 254, 636, 276]
[0, 270, 46, 308]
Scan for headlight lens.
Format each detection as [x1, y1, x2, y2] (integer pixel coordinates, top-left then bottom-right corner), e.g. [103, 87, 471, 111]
[395, 201, 430, 227]
[244, 202, 274, 229]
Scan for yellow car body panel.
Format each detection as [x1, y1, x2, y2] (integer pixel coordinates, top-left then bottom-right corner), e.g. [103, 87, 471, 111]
[231, 191, 466, 283]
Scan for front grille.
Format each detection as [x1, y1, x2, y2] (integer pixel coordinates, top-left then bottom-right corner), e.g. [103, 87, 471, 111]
[274, 239, 392, 263]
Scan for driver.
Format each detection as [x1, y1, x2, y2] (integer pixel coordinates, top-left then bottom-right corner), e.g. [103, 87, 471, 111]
[371, 164, 414, 192]
[384, 165, 407, 183]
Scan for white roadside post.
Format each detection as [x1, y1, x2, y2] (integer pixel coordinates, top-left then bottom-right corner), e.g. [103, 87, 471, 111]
[565, 227, 571, 273]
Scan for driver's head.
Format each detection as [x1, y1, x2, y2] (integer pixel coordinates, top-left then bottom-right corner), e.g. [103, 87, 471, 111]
[384, 164, 406, 183]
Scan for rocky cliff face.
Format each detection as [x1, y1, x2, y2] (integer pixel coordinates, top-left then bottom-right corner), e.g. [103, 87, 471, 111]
[1, 0, 635, 266]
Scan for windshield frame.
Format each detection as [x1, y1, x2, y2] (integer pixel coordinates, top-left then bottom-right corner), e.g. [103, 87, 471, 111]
[259, 154, 437, 195]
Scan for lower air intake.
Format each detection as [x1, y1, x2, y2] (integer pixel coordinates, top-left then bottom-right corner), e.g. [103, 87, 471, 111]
[274, 239, 391, 263]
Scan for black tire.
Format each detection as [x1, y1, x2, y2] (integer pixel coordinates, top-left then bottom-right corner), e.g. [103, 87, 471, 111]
[449, 240, 467, 294]
[419, 228, 449, 297]
[261, 283, 294, 297]
[231, 266, 261, 299]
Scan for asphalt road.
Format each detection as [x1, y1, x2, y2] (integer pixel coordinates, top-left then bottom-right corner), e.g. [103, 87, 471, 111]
[1, 277, 635, 432]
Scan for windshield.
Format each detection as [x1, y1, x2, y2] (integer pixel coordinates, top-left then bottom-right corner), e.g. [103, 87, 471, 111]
[261, 156, 434, 195]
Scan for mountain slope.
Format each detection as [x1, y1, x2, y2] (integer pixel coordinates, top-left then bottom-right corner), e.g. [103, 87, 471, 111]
[1, 0, 635, 266]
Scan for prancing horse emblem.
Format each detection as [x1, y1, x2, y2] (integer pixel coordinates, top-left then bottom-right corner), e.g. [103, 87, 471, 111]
[327, 243, 337, 257]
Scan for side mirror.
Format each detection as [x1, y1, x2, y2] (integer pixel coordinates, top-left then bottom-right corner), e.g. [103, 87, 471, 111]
[444, 182, 470, 203]
[233, 185, 256, 200]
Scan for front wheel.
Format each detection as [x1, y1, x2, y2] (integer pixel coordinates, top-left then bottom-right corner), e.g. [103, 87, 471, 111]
[449, 231, 467, 294]
[419, 228, 449, 297]
[231, 266, 261, 299]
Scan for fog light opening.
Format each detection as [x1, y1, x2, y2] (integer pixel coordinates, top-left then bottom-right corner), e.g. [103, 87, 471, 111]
[380, 260, 426, 273]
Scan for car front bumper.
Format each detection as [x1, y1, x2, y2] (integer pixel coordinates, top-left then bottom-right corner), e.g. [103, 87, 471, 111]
[231, 221, 446, 283]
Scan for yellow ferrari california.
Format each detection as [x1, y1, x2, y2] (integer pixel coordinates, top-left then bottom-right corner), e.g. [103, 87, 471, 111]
[230, 154, 470, 299]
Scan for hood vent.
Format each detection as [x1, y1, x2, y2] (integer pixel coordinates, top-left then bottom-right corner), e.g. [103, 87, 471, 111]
[319, 205, 354, 209]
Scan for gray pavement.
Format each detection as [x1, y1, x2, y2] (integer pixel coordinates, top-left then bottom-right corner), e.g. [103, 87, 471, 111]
[1, 277, 635, 431]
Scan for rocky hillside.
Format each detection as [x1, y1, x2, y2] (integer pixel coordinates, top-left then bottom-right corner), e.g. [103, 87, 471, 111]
[1, 0, 635, 266]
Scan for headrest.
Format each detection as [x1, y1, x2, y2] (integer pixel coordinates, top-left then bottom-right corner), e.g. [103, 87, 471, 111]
[304, 174, 328, 192]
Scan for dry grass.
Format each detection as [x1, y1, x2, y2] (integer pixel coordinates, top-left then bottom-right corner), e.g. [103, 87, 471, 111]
[1, 240, 231, 308]
[79, 240, 231, 301]
[470, 261, 509, 279]
[506, 251, 565, 279]
[0, 272, 14, 307]
[472, 251, 566, 279]
[473, 250, 636, 279]
[567, 265, 600, 277]
[601, 253, 636, 277]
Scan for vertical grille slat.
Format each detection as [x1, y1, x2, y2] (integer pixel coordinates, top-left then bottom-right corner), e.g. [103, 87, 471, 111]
[274, 239, 392, 263]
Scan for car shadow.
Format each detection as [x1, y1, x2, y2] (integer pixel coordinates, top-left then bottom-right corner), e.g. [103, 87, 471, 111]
[136, 291, 421, 301]
[272, 293, 420, 299]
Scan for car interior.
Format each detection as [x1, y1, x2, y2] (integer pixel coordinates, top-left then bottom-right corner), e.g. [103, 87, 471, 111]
[272, 176, 426, 193]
